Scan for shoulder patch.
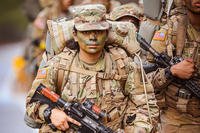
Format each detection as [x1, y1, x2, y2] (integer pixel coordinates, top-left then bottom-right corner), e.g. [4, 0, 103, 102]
[153, 31, 167, 41]
[36, 68, 48, 79]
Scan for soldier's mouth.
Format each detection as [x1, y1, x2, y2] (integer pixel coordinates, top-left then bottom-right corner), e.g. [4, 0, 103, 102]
[87, 43, 98, 46]
[86, 42, 99, 46]
[194, 2, 200, 7]
[87, 45, 99, 48]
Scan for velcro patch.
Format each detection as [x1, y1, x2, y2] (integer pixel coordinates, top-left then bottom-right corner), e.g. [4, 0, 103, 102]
[36, 68, 48, 79]
[153, 31, 167, 41]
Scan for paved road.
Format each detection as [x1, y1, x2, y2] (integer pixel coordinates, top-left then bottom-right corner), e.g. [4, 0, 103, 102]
[0, 41, 37, 133]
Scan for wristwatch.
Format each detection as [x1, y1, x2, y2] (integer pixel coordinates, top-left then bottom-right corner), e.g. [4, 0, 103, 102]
[43, 107, 57, 131]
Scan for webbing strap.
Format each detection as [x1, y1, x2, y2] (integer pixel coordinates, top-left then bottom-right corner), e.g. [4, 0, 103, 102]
[57, 69, 65, 94]
[56, 51, 77, 94]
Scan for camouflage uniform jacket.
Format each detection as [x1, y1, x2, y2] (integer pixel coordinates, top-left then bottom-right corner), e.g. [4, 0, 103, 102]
[147, 15, 200, 125]
[26, 47, 159, 132]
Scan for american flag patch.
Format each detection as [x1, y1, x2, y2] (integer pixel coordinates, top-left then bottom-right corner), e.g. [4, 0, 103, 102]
[36, 68, 47, 79]
[153, 31, 167, 41]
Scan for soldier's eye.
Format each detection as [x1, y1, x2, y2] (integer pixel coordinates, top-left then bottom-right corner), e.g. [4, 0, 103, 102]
[82, 31, 89, 34]
[87, 31, 91, 34]
[95, 31, 103, 34]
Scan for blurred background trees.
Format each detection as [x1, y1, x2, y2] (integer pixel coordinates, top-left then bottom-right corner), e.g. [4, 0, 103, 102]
[0, 0, 40, 43]
[0, 0, 138, 43]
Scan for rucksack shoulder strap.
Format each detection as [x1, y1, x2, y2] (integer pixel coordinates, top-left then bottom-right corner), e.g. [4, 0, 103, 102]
[109, 47, 129, 76]
[56, 49, 77, 94]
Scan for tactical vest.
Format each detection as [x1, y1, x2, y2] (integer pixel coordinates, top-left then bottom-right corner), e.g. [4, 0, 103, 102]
[26, 46, 132, 131]
[44, 46, 132, 132]
[155, 15, 200, 118]
[54, 46, 129, 95]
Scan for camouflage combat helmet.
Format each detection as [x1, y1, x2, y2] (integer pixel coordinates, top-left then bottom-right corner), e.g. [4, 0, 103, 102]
[109, 3, 143, 21]
[39, 0, 54, 8]
[73, 4, 110, 31]
[80, 0, 111, 12]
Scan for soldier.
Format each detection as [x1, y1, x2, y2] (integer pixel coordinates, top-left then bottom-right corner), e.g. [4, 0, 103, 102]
[23, 0, 41, 22]
[109, 3, 143, 31]
[25, 0, 74, 75]
[26, 4, 159, 133]
[33, 0, 74, 38]
[81, 0, 121, 13]
[147, 0, 200, 132]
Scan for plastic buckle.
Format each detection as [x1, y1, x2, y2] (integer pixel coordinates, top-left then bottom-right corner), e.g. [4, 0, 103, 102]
[178, 89, 191, 99]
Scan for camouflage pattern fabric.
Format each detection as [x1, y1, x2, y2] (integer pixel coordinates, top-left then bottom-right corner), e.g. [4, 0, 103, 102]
[109, 2, 143, 21]
[147, 14, 200, 131]
[47, 19, 140, 59]
[26, 4, 159, 133]
[80, 0, 121, 13]
[24, 0, 73, 78]
[109, 0, 121, 11]
[73, 4, 109, 31]
[26, 47, 159, 133]
[39, 0, 54, 8]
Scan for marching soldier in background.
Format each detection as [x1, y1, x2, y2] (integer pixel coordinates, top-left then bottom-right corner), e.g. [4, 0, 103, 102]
[26, 4, 159, 133]
[109, 2, 143, 31]
[28, 0, 74, 68]
[12, 0, 46, 91]
[22, 0, 74, 89]
[81, 0, 121, 13]
[147, 0, 200, 132]
[23, 0, 41, 22]
[12, 0, 76, 92]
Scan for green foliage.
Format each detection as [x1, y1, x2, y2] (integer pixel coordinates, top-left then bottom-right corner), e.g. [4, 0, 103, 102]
[0, 0, 28, 40]
[0, 0, 24, 14]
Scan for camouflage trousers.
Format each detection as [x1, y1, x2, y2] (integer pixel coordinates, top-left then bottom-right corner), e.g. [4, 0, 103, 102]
[160, 122, 200, 133]
[160, 108, 200, 133]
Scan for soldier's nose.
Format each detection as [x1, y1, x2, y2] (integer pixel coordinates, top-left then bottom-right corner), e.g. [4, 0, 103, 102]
[89, 33, 97, 41]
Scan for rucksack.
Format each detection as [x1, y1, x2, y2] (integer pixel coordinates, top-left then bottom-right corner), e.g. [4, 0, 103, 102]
[139, 0, 184, 44]
[44, 17, 140, 62]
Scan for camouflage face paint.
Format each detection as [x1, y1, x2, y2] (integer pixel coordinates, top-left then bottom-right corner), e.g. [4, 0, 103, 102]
[76, 30, 107, 54]
[184, 0, 200, 14]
